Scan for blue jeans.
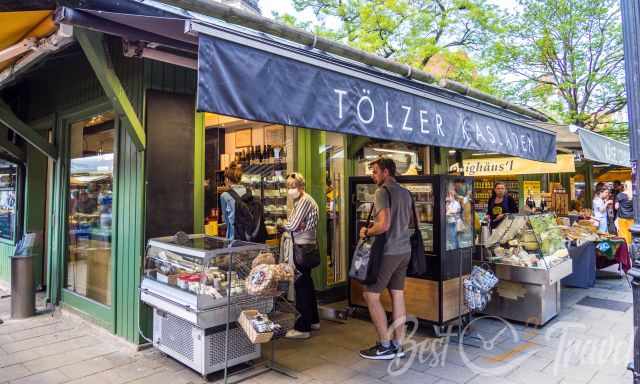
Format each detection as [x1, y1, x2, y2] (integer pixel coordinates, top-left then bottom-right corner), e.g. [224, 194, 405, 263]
[447, 222, 459, 250]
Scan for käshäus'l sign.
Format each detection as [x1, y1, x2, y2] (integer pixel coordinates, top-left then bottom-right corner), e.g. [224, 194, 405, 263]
[197, 35, 556, 163]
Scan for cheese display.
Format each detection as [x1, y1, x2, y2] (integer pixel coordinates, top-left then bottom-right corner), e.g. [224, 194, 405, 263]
[485, 213, 569, 268]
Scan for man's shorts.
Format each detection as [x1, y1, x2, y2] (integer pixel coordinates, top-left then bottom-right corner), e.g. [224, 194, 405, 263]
[364, 252, 411, 293]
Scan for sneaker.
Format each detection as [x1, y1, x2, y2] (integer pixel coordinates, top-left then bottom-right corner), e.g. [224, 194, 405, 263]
[311, 323, 321, 331]
[285, 329, 311, 339]
[359, 343, 397, 360]
[394, 345, 406, 358]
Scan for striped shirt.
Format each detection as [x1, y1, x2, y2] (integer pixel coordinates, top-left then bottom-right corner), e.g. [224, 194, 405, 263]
[284, 192, 319, 244]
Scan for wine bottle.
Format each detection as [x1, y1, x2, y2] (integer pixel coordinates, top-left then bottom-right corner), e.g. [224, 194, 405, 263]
[255, 145, 261, 164]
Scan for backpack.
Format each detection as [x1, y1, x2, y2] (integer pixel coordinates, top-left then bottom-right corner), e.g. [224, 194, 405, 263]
[227, 188, 268, 243]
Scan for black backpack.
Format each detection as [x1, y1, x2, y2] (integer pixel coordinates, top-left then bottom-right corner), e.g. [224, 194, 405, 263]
[227, 188, 268, 243]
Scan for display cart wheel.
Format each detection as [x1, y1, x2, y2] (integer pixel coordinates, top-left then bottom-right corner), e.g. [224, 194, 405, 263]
[433, 325, 448, 338]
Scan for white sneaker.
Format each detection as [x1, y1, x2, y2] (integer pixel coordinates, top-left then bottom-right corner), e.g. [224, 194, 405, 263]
[311, 323, 321, 331]
[285, 329, 311, 339]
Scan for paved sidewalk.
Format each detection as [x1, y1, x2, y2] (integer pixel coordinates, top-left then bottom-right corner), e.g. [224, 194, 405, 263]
[0, 273, 635, 384]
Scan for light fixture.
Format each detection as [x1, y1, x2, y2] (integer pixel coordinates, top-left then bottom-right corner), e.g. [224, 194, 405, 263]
[471, 152, 500, 156]
[448, 150, 457, 155]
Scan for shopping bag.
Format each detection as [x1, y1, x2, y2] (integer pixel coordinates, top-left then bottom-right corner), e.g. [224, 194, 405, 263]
[349, 191, 386, 285]
[349, 235, 385, 285]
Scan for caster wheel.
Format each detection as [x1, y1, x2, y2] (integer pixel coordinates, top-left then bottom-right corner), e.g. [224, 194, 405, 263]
[433, 325, 447, 338]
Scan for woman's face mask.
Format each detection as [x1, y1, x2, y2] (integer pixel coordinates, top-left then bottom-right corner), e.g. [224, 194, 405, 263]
[288, 188, 300, 200]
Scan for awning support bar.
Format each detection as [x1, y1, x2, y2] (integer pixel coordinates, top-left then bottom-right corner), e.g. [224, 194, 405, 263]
[75, 27, 146, 151]
[0, 100, 56, 160]
[0, 124, 25, 162]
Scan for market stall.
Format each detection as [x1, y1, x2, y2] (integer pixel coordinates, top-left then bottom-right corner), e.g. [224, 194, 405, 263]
[479, 213, 572, 326]
[560, 220, 632, 287]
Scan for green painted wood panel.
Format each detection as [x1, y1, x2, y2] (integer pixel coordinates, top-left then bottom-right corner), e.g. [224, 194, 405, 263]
[110, 42, 147, 343]
[296, 128, 328, 289]
[24, 144, 47, 288]
[114, 119, 145, 343]
[194, 113, 205, 233]
[0, 243, 16, 283]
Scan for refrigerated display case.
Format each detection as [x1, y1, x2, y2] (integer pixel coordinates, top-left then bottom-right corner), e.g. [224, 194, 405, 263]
[348, 175, 474, 331]
[140, 234, 274, 376]
[479, 213, 572, 325]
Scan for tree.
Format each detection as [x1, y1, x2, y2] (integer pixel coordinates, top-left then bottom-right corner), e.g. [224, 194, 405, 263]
[486, 0, 626, 131]
[274, 0, 502, 92]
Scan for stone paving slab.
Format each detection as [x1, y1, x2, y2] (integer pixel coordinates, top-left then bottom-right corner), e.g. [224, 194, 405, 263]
[0, 279, 635, 384]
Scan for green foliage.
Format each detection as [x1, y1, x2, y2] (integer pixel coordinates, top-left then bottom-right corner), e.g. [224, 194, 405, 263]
[485, 0, 626, 132]
[275, 0, 502, 92]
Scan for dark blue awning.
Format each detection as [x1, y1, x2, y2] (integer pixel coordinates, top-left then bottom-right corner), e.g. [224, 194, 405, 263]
[196, 33, 556, 162]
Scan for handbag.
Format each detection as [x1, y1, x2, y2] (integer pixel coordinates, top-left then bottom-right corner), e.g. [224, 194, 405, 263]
[408, 197, 427, 276]
[349, 187, 390, 285]
[291, 231, 321, 269]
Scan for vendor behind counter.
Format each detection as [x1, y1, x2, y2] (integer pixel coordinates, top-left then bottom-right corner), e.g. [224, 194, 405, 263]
[487, 182, 518, 229]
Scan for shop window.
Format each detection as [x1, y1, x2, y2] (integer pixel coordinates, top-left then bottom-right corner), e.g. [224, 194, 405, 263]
[0, 161, 18, 241]
[445, 178, 474, 250]
[66, 112, 115, 306]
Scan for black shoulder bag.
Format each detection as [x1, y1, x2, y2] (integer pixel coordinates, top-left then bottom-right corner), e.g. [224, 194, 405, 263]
[291, 230, 321, 269]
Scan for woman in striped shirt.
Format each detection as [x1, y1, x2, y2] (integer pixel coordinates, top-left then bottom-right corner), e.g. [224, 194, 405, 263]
[281, 172, 320, 339]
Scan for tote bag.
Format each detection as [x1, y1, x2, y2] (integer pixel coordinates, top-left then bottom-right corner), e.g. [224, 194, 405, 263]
[349, 187, 390, 285]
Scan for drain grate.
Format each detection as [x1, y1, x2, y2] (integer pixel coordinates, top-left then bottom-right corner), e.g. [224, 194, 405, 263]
[576, 296, 632, 312]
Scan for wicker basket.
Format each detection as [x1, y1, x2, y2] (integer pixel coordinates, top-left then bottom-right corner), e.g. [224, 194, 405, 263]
[238, 310, 273, 344]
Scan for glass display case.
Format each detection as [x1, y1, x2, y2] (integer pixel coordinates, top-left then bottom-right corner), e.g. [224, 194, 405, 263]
[349, 175, 474, 329]
[480, 213, 573, 326]
[140, 234, 273, 375]
[142, 235, 271, 316]
[484, 213, 570, 269]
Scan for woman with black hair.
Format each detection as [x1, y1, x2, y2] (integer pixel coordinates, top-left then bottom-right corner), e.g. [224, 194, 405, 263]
[487, 182, 518, 230]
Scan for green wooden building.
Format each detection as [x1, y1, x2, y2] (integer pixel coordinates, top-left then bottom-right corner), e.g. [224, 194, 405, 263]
[0, 1, 559, 346]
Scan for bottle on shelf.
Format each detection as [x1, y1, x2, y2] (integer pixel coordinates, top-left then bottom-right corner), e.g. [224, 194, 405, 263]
[256, 145, 262, 164]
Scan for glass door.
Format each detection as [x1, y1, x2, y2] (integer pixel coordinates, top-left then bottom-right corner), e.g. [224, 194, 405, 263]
[65, 112, 116, 312]
[402, 183, 435, 254]
[324, 133, 347, 285]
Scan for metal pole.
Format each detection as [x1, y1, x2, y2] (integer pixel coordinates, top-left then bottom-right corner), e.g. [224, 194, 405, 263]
[620, 1, 640, 382]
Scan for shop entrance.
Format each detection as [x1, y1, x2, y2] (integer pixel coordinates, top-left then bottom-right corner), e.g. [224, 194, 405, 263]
[201, 114, 350, 290]
[62, 111, 116, 326]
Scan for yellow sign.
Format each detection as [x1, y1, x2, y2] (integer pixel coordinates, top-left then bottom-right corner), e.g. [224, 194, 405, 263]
[522, 181, 541, 196]
[462, 154, 575, 177]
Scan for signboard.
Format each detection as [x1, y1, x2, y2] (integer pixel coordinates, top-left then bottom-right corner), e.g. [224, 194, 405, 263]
[462, 154, 575, 176]
[197, 35, 557, 162]
[578, 129, 630, 167]
[523, 181, 541, 196]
